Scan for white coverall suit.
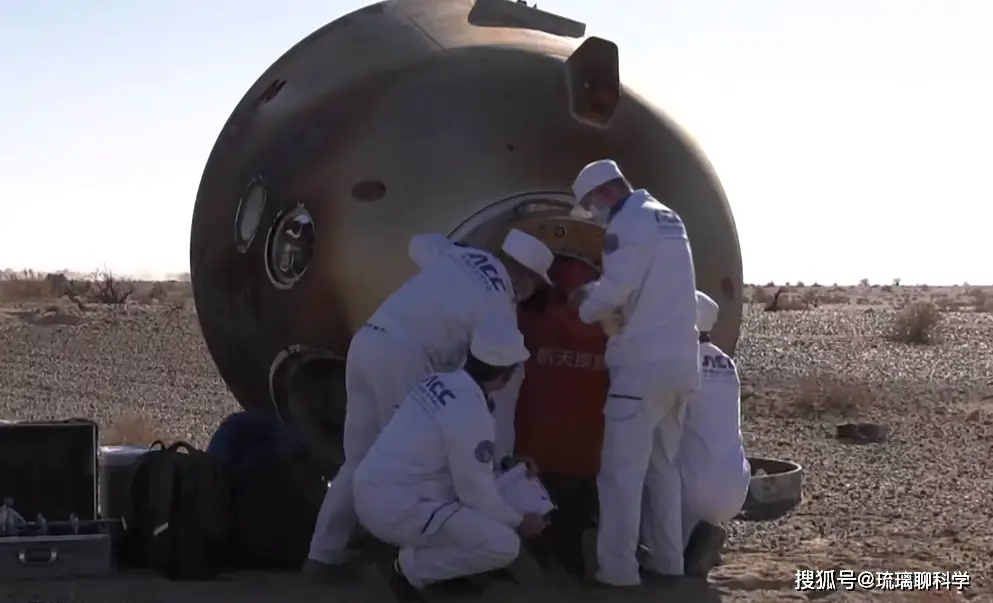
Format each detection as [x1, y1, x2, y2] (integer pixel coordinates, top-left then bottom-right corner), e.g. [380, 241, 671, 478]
[353, 370, 522, 588]
[680, 340, 750, 544]
[309, 234, 521, 565]
[577, 189, 701, 584]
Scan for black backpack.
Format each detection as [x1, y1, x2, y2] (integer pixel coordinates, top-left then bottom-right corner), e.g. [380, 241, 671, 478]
[123, 441, 233, 580]
[228, 453, 327, 569]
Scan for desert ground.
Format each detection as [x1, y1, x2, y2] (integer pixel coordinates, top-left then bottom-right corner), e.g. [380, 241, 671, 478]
[0, 272, 991, 602]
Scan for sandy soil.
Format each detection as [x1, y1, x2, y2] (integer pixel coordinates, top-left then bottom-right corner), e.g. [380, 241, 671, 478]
[0, 283, 991, 602]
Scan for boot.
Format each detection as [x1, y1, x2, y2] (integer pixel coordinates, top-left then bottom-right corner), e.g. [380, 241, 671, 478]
[683, 522, 726, 578]
[302, 552, 364, 584]
[381, 557, 426, 602]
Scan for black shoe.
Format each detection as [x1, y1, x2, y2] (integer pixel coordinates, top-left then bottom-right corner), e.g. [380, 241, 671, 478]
[302, 557, 362, 584]
[584, 576, 642, 589]
[639, 567, 682, 585]
[683, 522, 726, 579]
[382, 558, 426, 602]
[580, 527, 598, 581]
[429, 576, 487, 596]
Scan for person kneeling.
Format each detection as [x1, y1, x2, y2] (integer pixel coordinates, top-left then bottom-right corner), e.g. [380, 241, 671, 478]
[679, 291, 751, 577]
[353, 323, 548, 601]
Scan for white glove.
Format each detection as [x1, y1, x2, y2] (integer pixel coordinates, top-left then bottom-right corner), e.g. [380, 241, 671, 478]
[600, 309, 625, 335]
[0, 505, 25, 535]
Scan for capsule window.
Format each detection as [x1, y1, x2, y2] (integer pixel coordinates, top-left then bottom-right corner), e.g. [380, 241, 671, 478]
[234, 180, 268, 253]
[264, 205, 315, 289]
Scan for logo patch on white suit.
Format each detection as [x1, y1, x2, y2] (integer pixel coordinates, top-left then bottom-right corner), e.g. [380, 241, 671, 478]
[474, 440, 495, 463]
[653, 209, 686, 238]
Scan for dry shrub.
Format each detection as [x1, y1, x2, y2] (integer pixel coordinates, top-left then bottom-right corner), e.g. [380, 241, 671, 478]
[103, 415, 164, 446]
[0, 269, 140, 306]
[889, 301, 942, 344]
[803, 288, 849, 306]
[751, 287, 774, 305]
[931, 292, 975, 313]
[132, 281, 170, 304]
[0, 269, 61, 302]
[762, 287, 811, 312]
[967, 288, 992, 313]
[149, 282, 168, 301]
[88, 270, 134, 304]
[791, 374, 872, 419]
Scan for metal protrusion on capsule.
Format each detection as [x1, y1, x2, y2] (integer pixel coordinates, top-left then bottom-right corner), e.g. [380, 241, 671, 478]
[69, 513, 80, 534]
[36, 513, 47, 535]
[564, 37, 620, 128]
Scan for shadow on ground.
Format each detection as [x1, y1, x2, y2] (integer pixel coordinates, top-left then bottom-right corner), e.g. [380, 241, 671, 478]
[0, 567, 723, 603]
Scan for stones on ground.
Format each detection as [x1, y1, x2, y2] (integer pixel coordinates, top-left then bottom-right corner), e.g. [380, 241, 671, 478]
[835, 422, 889, 444]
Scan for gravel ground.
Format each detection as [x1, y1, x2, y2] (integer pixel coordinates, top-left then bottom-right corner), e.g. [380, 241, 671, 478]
[1, 290, 991, 602]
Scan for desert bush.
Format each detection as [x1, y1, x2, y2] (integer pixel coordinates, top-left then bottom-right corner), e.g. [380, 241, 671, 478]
[0, 269, 169, 307]
[933, 296, 968, 312]
[791, 374, 872, 419]
[762, 287, 811, 311]
[802, 288, 849, 306]
[88, 270, 133, 304]
[103, 415, 163, 446]
[889, 301, 942, 344]
[750, 287, 774, 305]
[133, 281, 170, 304]
[967, 288, 991, 312]
[0, 270, 60, 301]
[149, 282, 168, 301]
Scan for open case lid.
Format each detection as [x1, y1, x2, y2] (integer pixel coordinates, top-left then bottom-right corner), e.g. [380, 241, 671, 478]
[0, 420, 99, 521]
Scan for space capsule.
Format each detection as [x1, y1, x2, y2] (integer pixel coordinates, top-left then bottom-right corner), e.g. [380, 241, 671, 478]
[190, 0, 743, 472]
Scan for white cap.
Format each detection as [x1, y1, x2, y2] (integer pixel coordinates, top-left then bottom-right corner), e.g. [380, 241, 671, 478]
[572, 159, 625, 202]
[470, 322, 530, 367]
[501, 229, 553, 285]
[696, 290, 719, 332]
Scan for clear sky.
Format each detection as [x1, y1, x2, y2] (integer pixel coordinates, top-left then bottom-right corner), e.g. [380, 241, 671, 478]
[1, 0, 990, 284]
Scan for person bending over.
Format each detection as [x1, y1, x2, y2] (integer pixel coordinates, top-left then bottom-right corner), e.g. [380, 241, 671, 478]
[306, 229, 552, 579]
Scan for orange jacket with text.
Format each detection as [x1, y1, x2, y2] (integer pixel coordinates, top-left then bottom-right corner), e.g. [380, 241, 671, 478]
[514, 257, 609, 478]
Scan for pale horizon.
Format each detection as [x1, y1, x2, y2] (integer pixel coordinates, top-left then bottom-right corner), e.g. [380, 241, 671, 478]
[2, 0, 990, 285]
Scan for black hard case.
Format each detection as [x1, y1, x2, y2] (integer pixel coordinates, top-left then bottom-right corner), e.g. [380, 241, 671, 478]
[0, 419, 111, 579]
[0, 419, 99, 520]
